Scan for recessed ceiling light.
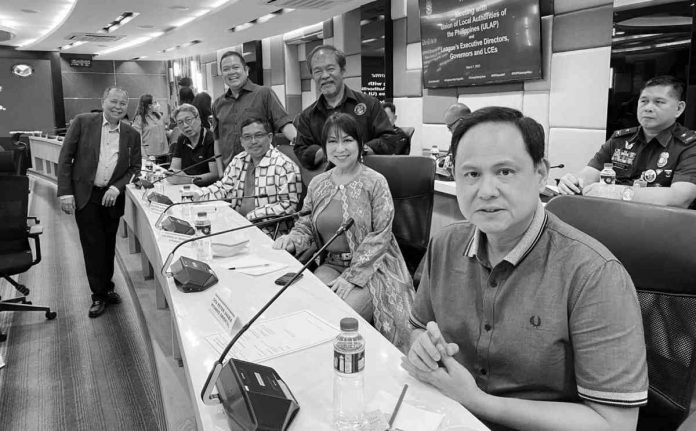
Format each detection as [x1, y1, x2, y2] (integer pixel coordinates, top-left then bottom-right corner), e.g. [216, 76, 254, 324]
[170, 5, 189, 10]
[21, 9, 39, 14]
[137, 25, 155, 29]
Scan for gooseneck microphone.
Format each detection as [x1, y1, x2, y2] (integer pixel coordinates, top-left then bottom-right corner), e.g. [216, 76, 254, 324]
[160, 209, 312, 279]
[200, 217, 355, 431]
[153, 194, 269, 228]
[139, 154, 222, 189]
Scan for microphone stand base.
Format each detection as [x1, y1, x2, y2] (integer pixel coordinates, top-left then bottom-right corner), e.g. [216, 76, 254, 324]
[218, 359, 300, 431]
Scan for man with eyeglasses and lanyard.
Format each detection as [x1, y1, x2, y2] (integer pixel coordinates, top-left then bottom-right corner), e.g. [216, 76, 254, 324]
[170, 104, 219, 187]
[193, 117, 301, 227]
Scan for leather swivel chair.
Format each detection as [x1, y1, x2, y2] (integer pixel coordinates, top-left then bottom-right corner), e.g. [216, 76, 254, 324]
[363, 155, 435, 279]
[0, 158, 57, 342]
[546, 195, 696, 431]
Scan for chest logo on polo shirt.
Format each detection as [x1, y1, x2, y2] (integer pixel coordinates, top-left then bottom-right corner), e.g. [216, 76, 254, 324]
[624, 140, 635, 150]
[354, 103, 367, 116]
[657, 151, 669, 168]
[644, 169, 657, 183]
[530, 315, 541, 328]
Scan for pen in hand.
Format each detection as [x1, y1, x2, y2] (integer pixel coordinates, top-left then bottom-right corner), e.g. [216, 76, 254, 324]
[228, 263, 271, 270]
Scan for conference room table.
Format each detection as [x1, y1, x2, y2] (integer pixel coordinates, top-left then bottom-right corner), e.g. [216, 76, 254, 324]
[123, 180, 490, 431]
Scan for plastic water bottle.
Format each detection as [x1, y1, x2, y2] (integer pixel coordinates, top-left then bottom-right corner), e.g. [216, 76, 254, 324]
[430, 144, 440, 161]
[599, 163, 617, 198]
[181, 185, 194, 220]
[194, 212, 212, 261]
[333, 317, 366, 430]
[600, 163, 616, 185]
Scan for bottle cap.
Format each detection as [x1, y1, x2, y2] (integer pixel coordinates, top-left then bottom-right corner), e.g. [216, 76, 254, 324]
[183, 185, 190, 190]
[340, 317, 358, 331]
[604, 163, 613, 169]
[197, 212, 206, 217]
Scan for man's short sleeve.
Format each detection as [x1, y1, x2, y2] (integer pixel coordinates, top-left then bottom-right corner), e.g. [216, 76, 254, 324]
[587, 139, 614, 172]
[171, 136, 184, 158]
[570, 260, 648, 407]
[672, 143, 696, 185]
[204, 132, 215, 160]
[263, 88, 293, 132]
[409, 237, 437, 330]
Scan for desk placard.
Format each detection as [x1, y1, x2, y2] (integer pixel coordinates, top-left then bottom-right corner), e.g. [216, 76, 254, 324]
[158, 231, 194, 247]
[148, 201, 171, 215]
[209, 293, 241, 335]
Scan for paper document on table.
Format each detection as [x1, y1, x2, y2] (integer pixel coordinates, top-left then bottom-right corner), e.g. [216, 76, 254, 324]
[367, 390, 445, 431]
[205, 310, 338, 363]
[0, 354, 4, 369]
[213, 255, 286, 275]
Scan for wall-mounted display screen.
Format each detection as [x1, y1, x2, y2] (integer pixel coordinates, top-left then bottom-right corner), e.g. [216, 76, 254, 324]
[419, 0, 542, 88]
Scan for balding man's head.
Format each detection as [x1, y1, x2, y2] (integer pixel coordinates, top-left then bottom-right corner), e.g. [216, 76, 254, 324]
[444, 103, 471, 133]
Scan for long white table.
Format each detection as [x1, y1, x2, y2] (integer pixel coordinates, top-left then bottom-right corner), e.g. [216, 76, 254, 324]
[123, 181, 489, 431]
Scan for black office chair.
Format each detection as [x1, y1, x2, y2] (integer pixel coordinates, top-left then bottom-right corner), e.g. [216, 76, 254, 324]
[363, 155, 435, 280]
[0, 167, 57, 342]
[274, 135, 325, 208]
[546, 195, 696, 431]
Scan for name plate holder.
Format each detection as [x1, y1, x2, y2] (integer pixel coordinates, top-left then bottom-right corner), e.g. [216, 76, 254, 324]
[209, 293, 242, 336]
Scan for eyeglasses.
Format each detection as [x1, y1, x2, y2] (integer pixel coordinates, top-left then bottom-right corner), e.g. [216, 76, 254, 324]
[176, 116, 198, 127]
[240, 132, 270, 143]
[447, 117, 464, 132]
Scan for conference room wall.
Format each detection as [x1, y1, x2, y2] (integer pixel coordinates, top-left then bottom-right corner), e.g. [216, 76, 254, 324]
[60, 59, 169, 123]
[391, 0, 614, 179]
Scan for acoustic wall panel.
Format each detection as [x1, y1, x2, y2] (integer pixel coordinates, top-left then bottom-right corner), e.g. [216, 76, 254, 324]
[392, 0, 407, 20]
[393, 97, 423, 154]
[554, 0, 612, 15]
[457, 92, 524, 113]
[406, 43, 422, 70]
[547, 127, 606, 180]
[552, 5, 612, 53]
[422, 88, 458, 124]
[522, 91, 551, 150]
[524, 15, 553, 92]
[549, 47, 611, 129]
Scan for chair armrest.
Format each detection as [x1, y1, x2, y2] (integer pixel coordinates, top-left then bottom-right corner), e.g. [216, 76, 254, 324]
[27, 216, 40, 225]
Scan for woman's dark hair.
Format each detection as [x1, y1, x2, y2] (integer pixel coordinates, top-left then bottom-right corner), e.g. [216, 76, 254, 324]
[450, 106, 545, 167]
[192, 92, 212, 130]
[135, 94, 159, 126]
[179, 87, 194, 104]
[320, 113, 364, 156]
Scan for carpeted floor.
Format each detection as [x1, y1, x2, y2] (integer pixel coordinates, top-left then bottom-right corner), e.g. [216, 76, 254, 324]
[0, 177, 166, 431]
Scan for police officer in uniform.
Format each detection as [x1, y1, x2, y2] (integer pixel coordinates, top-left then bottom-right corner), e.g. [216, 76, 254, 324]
[559, 75, 696, 208]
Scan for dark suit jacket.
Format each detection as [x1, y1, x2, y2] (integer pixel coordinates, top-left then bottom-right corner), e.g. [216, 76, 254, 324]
[57, 113, 141, 214]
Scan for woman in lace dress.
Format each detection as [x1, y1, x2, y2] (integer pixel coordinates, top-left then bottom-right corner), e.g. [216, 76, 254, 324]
[274, 113, 415, 350]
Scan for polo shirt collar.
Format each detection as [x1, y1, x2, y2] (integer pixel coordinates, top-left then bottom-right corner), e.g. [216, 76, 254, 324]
[636, 123, 677, 148]
[102, 114, 121, 131]
[225, 79, 256, 98]
[465, 201, 548, 267]
[185, 129, 206, 149]
[315, 84, 357, 113]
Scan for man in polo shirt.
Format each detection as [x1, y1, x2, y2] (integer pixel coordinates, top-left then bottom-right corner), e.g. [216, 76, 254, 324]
[294, 44, 398, 169]
[558, 75, 696, 207]
[403, 107, 648, 431]
[212, 51, 297, 175]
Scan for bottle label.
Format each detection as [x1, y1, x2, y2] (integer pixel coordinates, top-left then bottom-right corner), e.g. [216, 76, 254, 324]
[334, 349, 365, 374]
[601, 176, 615, 185]
[195, 222, 211, 235]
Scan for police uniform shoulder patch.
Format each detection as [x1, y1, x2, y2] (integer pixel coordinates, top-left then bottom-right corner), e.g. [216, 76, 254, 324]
[677, 129, 696, 145]
[611, 126, 639, 138]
